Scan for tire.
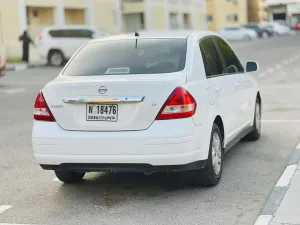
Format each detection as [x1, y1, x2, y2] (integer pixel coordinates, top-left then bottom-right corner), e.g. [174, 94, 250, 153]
[244, 35, 251, 41]
[55, 170, 85, 183]
[191, 123, 224, 186]
[48, 50, 64, 67]
[262, 32, 269, 39]
[244, 100, 261, 141]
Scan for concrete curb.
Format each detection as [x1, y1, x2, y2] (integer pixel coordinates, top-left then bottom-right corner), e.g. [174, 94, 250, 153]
[254, 144, 300, 225]
[6, 63, 43, 72]
[6, 64, 28, 72]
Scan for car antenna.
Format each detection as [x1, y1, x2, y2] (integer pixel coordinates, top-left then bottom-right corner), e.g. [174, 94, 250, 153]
[135, 30, 139, 49]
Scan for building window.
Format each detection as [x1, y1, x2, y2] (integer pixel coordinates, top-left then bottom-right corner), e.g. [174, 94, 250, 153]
[226, 14, 239, 22]
[226, 15, 232, 22]
[183, 13, 191, 29]
[207, 15, 213, 23]
[234, 14, 238, 21]
[170, 13, 179, 29]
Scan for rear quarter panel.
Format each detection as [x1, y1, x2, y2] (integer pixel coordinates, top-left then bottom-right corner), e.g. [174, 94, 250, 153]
[185, 37, 221, 157]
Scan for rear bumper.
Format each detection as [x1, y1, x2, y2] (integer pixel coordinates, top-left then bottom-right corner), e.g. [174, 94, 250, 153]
[40, 160, 207, 173]
[32, 119, 208, 168]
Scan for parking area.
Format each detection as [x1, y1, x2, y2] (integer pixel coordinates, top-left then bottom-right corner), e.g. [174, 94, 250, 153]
[1, 34, 300, 225]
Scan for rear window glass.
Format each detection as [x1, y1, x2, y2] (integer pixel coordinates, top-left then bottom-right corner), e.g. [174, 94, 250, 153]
[224, 27, 240, 31]
[49, 29, 93, 38]
[63, 39, 187, 76]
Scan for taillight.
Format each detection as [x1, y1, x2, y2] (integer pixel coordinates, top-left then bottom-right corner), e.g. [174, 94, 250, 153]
[38, 34, 43, 41]
[156, 87, 197, 120]
[34, 92, 55, 121]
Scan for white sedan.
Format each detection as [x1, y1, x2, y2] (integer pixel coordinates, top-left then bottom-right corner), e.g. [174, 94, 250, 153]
[219, 26, 258, 41]
[32, 31, 261, 186]
[264, 22, 291, 36]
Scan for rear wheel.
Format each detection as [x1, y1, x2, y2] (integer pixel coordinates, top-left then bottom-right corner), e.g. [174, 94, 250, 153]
[244, 35, 251, 41]
[262, 32, 269, 39]
[48, 50, 64, 67]
[191, 123, 223, 186]
[244, 100, 261, 141]
[55, 170, 85, 183]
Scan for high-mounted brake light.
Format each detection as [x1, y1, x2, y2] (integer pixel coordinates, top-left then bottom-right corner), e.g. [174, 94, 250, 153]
[34, 92, 55, 121]
[156, 87, 197, 120]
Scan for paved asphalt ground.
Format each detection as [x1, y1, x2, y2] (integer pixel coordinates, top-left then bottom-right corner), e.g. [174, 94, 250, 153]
[1, 34, 300, 225]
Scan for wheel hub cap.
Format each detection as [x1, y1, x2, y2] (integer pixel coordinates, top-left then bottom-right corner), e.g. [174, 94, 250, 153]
[51, 53, 63, 66]
[256, 103, 261, 134]
[212, 133, 222, 176]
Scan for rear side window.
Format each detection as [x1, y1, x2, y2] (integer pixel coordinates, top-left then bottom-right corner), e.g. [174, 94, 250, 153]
[49, 29, 93, 38]
[200, 38, 224, 76]
[49, 30, 65, 38]
[224, 27, 240, 31]
[63, 39, 187, 76]
[199, 45, 212, 77]
[215, 38, 244, 74]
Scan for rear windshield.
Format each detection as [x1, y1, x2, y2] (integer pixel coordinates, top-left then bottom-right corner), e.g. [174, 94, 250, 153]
[63, 39, 187, 76]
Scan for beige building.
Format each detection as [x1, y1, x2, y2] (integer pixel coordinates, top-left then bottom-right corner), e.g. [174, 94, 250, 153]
[206, 0, 248, 31]
[248, 0, 268, 22]
[0, 0, 207, 60]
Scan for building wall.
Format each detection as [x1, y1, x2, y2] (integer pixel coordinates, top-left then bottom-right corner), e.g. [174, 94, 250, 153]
[27, 7, 54, 37]
[248, 0, 259, 22]
[123, 2, 145, 14]
[65, 8, 85, 25]
[0, 0, 22, 58]
[248, 0, 267, 22]
[93, 0, 118, 33]
[152, 6, 166, 29]
[0, 0, 206, 60]
[63, 0, 87, 8]
[25, 0, 56, 7]
[207, 0, 248, 31]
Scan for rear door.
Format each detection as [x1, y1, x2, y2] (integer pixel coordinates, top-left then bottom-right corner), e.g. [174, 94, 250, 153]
[200, 37, 239, 140]
[214, 37, 248, 129]
[42, 38, 188, 131]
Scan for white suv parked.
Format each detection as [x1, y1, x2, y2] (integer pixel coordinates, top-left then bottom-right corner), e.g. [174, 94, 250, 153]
[35, 25, 110, 66]
[32, 31, 261, 186]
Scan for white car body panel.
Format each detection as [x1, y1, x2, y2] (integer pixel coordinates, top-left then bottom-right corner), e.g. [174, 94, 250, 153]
[219, 27, 258, 41]
[43, 73, 187, 131]
[33, 118, 208, 166]
[271, 23, 290, 35]
[35, 25, 108, 64]
[32, 31, 260, 168]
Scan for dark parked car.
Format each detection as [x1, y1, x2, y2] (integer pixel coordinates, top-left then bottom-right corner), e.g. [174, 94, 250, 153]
[244, 23, 273, 38]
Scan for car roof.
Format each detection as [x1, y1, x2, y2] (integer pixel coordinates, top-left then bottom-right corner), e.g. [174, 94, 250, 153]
[89, 30, 219, 43]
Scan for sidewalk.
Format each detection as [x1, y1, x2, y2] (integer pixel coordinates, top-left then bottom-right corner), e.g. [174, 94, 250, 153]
[270, 161, 300, 225]
[6, 46, 45, 72]
[255, 144, 300, 225]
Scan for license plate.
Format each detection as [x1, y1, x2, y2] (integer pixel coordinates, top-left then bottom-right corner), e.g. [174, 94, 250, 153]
[86, 104, 118, 122]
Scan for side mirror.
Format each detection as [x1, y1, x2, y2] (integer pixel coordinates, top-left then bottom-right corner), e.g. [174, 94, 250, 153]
[246, 61, 259, 73]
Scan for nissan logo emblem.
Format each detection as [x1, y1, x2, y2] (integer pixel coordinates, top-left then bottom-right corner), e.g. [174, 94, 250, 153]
[98, 86, 107, 94]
